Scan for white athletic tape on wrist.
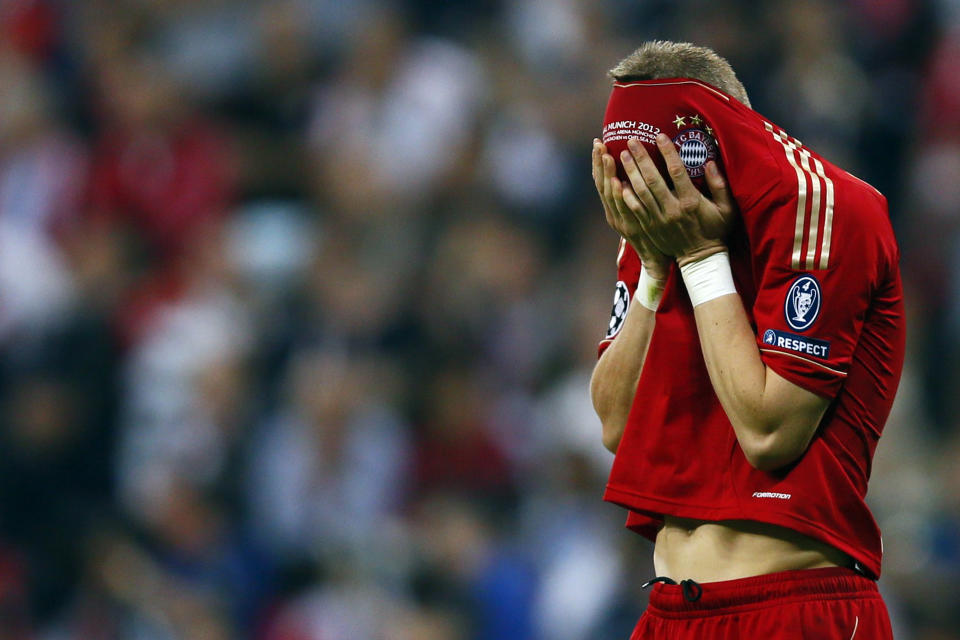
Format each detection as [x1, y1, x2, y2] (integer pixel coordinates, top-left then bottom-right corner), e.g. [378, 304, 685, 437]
[634, 266, 666, 311]
[679, 251, 737, 307]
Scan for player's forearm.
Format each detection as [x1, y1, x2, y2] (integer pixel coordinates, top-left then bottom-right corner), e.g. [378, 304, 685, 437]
[591, 304, 656, 453]
[692, 293, 826, 470]
[692, 292, 770, 432]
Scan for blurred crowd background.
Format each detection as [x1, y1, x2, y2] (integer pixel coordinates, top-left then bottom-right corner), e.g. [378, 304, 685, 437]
[0, 0, 958, 638]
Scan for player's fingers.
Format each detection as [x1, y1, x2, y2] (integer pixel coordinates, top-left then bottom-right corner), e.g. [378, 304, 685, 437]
[627, 138, 673, 211]
[610, 175, 628, 216]
[611, 177, 635, 234]
[619, 148, 661, 216]
[704, 161, 734, 212]
[620, 183, 651, 227]
[621, 184, 671, 251]
[594, 145, 617, 226]
[655, 133, 700, 211]
[592, 139, 603, 192]
[601, 154, 622, 220]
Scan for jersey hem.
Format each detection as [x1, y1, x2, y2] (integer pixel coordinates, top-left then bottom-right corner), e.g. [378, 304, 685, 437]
[610, 78, 732, 102]
[760, 350, 843, 399]
[603, 484, 881, 579]
[759, 348, 849, 376]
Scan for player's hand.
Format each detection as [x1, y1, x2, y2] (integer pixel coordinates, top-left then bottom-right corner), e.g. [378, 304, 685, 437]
[616, 134, 736, 267]
[592, 138, 671, 280]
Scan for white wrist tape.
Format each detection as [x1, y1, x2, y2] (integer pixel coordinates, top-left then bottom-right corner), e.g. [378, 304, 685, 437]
[679, 251, 737, 307]
[634, 266, 667, 311]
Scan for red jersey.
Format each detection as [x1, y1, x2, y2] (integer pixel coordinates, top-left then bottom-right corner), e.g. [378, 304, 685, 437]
[597, 78, 905, 578]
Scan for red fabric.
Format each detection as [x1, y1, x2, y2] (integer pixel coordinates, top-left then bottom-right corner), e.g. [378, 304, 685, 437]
[1, 0, 58, 60]
[631, 567, 892, 639]
[920, 31, 960, 142]
[413, 427, 512, 496]
[87, 119, 235, 260]
[598, 78, 906, 578]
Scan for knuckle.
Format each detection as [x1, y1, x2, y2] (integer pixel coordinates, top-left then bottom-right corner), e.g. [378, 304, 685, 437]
[679, 196, 699, 211]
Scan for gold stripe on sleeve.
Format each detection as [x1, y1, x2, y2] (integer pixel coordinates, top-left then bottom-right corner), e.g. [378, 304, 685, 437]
[796, 148, 822, 269]
[765, 122, 808, 269]
[813, 157, 835, 269]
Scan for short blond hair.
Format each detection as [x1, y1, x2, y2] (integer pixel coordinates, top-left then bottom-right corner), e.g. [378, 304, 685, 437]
[609, 40, 750, 107]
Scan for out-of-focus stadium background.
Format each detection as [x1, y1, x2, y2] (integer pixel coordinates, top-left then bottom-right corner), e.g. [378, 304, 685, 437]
[0, 0, 958, 638]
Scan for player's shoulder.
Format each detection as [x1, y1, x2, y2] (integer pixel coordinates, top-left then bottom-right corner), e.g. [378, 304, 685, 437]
[735, 118, 897, 273]
[752, 121, 889, 220]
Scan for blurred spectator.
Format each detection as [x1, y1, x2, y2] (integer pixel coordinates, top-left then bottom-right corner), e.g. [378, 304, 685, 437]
[412, 494, 536, 640]
[411, 366, 514, 504]
[0, 51, 85, 343]
[87, 56, 236, 264]
[308, 11, 484, 212]
[247, 350, 410, 561]
[0, 0, 59, 63]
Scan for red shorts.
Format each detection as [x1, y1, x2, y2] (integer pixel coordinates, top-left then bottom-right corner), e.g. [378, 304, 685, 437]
[631, 567, 892, 639]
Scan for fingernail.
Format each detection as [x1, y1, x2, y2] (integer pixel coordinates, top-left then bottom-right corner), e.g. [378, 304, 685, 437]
[627, 138, 640, 151]
[656, 133, 670, 145]
[621, 150, 630, 160]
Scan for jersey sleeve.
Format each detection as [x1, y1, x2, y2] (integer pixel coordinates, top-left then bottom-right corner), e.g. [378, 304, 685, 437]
[752, 266, 868, 398]
[743, 135, 882, 398]
[598, 238, 642, 358]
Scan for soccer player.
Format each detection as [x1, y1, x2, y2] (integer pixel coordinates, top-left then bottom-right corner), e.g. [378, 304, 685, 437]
[589, 41, 904, 638]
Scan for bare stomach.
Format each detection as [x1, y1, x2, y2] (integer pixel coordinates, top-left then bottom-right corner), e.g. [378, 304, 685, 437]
[653, 516, 853, 583]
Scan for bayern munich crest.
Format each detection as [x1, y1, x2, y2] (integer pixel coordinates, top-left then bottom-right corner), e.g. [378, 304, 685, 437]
[672, 129, 717, 178]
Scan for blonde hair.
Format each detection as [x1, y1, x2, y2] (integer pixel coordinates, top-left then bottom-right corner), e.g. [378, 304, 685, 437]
[609, 40, 751, 107]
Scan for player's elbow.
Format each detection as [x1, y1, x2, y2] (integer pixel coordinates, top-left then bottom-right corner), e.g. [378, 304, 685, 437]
[740, 431, 805, 472]
[601, 421, 623, 453]
[591, 366, 624, 453]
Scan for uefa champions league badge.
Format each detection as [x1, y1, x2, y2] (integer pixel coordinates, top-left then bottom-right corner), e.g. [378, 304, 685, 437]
[784, 274, 822, 332]
[764, 281, 830, 357]
[606, 281, 630, 339]
[671, 115, 717, 178]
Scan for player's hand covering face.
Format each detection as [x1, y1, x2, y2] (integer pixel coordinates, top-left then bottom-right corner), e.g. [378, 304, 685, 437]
[610, 134, 737, 267]
[593, 138, 670, 281]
